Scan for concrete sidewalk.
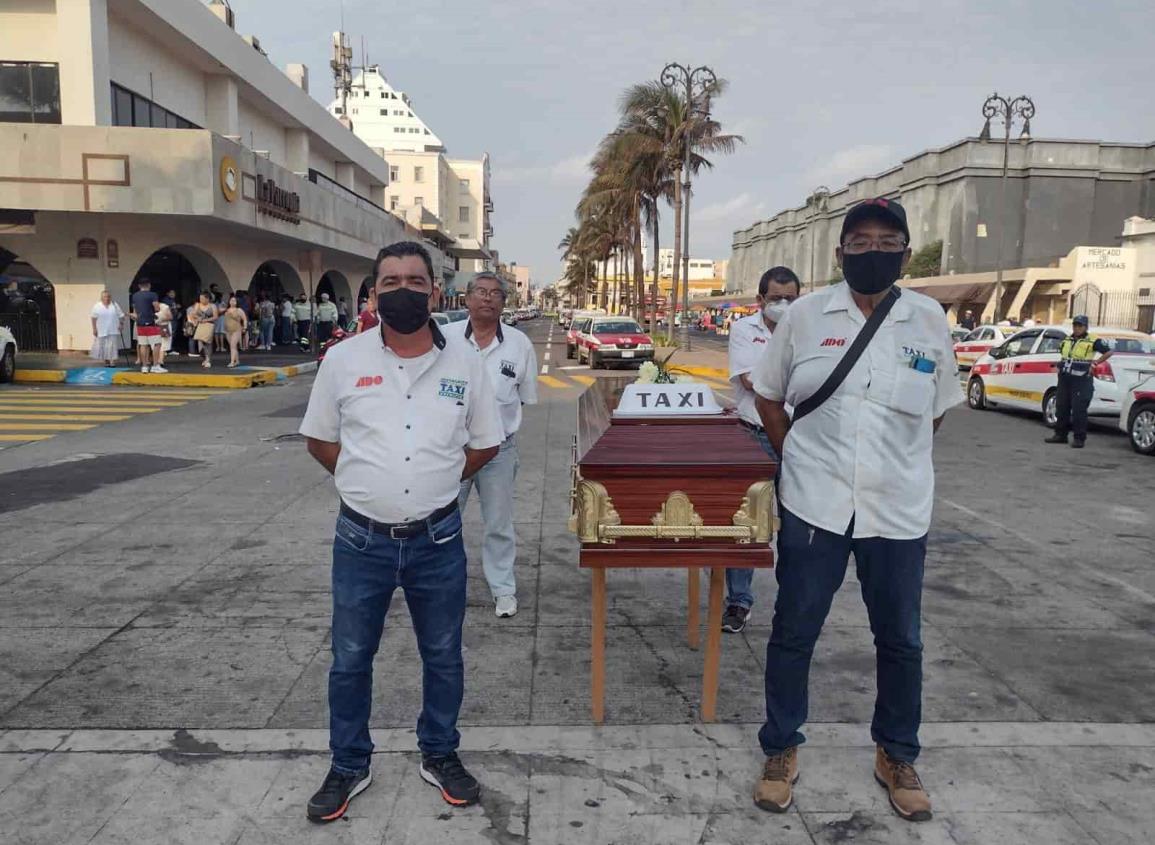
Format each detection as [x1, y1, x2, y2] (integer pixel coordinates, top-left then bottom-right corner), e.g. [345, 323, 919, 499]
[14, 350, 317, 388]
[0, 369, 1153, 844]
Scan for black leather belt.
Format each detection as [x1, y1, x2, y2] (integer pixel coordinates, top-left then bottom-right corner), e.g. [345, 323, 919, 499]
[339, 500, 458, 540]
[739, 419, 766, 434]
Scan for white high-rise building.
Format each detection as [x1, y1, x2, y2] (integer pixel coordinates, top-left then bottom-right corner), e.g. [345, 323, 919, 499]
[329, 66, 444, 153]
[329, 66, 493, 280]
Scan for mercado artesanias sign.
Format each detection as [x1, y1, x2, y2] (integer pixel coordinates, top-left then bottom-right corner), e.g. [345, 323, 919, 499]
[569, 377, 777, 723]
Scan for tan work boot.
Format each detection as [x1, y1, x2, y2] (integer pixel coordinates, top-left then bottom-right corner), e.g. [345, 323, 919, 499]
[874, 746, 932, 822]
[753, 747, 799, 812]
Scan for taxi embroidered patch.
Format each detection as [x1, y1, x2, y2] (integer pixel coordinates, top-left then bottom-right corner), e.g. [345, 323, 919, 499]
[438, 378, 467, 400]
[500, 360, 517, 379]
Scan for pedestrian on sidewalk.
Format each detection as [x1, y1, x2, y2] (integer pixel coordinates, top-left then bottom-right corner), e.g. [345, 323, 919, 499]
[721, 265, 800, 634]
[1044, 314, 1111, 449]
[223, 295, 247, 368]
[155, 298, 173, 368]
[337, 296, 349, 326]
[89, 290, 125, 367]
[449, 271, 539, 618]
[279, 295, 295, 346]
[299, 240, 502, 824]
[316, 292, 339, 343]
[257, 294, 277, 350]
[189, 292, 218, 368]
[750, 198, 964, 822]
[213, 297, 228, 354]
[293, 294, 312, 347]
[130, 278, 166, 374]
[355, 297, 379, 333]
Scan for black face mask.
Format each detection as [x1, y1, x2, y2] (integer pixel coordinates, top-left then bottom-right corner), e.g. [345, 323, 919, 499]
[842, 250, 905, 295]
[377, 288, 430, 334]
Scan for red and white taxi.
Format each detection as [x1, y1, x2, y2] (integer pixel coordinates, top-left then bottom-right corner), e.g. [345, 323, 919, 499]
[575, 316, 655, 369]
[1120, 373, 1155, 455]
[967, 325, 1155, 426]
[953, 325, 1019, 369]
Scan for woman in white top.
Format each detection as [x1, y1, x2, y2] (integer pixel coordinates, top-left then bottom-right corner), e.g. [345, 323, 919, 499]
[90, 290, 125, 367]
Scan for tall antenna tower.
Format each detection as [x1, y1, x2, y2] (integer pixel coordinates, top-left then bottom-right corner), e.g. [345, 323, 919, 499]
[330, 30, 353, 115]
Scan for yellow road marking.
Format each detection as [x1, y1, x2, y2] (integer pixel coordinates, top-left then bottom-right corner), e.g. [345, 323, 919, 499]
[537, 375, 571, 390]
[0, 422, 97, 431]
[986, 386, 1045, 403]
[571, 375, 596, 386]
[0, 404, 167, 413]
[0, 397, 188, 407]
[6, 390, 222, 398]
[0, 413, 134, 422]
[0, 434, 54, 441]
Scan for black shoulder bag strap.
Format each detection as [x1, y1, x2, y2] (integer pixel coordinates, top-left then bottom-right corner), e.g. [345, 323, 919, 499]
[792, 286, 901, 424]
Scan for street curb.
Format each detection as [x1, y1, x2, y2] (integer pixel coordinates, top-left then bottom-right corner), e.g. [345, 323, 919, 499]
[12, 362, 315, 389]
[677, 364, 730, 380]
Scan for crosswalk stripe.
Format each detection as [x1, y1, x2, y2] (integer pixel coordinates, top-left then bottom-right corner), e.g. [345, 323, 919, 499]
[0, 422, 97, 431]
[0, 434, 54, 442]
[0, 413, 134, 421]
[0, 398, 188, 407]
[6, 390, 222, 399]
[0, 404, 168, 413]
[537, 375, 571, 390]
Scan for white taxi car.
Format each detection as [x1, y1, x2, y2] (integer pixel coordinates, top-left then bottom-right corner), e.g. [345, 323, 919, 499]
[967, 325, 1155, 426]
[1120, 373, 1155, 455]
[953, 324, 1019, 369]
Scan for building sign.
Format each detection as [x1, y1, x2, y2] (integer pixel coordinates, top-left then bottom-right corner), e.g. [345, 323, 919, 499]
[219, 156, 239, 203]
[106, 239, 119, 268]
[1074, 246, 1135, 292]
[77, 237, 98, 259]
[255, 174, 300, 224]
[1079, 247, 1128, 272]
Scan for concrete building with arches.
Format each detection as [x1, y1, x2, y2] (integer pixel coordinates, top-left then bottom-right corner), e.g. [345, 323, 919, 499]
[0, 0, 450, 351]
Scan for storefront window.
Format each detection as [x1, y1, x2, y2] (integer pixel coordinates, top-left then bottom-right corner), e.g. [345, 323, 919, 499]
[110, 83, 199, 129]
[0, 62, 61, 123]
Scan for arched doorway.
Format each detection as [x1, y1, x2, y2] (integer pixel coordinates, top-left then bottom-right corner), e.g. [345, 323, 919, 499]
[132, 245, 229, 308]
[249, 259, 303, 302]
[0, 248, 56, 351]
[357, 277, 373, 311]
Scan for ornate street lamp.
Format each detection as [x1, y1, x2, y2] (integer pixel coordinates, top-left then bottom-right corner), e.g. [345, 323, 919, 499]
[661, 62, 716, 350]
[979, 93, 1035, 323]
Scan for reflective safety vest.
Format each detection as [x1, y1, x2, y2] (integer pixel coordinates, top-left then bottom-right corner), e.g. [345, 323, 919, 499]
[1059, 334, 1097, 376]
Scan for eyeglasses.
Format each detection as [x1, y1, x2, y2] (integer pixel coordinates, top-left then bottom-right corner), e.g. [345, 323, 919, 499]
[841, 235, 908, 255]
[470, 288, 506, 300]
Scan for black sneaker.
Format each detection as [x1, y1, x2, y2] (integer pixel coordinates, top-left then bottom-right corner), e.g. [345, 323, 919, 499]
[420, 752, 481, 806]
[1072, 440, 1085, 449]
[721, 604, 751, 634]
[1044, 434, 1068, 444]
[306, 768, 372, 823]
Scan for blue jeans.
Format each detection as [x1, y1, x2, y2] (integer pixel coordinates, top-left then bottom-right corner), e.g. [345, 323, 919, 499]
[459, 434, 519, 598]
[280, 315, 294, 344]
[726, 427, 778, 610]
[328, 505, 467, 774]
[759, 506, 926, 763]
[259, 317, 275, 348]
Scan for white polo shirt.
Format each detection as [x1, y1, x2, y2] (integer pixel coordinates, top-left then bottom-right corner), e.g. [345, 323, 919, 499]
[728, 312, 773, 427]
[442, 319, 539, 440]
[299, 322, 504, 524]
[752, 282, 964, 540]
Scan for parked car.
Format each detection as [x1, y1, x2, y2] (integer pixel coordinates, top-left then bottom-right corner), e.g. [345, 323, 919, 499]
[317, 317, 359, 361]
[0, 325, 16, 383]
[432, 312, 451, 326]
[953, 325, 1019, 369]
[1120, 373, 1155, 455]
[443, 309, 469, 323]
[501, 310, 517, 327]
[575, 317, 655, 369]
[967, 326, 1155, 426]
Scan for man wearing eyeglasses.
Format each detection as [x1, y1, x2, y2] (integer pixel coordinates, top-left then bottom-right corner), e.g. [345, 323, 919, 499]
[446, 272, 539, 618]
[749, 199, 964, 822]
[721, 265, 800, 634]
[300, 240, 503, 822]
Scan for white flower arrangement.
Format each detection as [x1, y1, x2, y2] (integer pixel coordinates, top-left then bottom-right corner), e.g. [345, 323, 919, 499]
[636, 361, 660, 383]
[633, 351, 693, 385]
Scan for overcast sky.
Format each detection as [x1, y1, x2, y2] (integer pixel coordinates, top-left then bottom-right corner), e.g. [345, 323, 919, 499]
[232, 0, 1155, 286]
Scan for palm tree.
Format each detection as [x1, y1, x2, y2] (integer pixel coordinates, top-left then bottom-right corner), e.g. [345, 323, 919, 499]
[618, 80, 741, 344]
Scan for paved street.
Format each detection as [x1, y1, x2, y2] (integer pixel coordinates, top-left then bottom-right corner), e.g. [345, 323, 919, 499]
[1, 319, 1153, 845]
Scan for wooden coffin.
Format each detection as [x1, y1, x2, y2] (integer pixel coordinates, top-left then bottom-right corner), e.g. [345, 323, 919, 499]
[570, 378, 778, 569]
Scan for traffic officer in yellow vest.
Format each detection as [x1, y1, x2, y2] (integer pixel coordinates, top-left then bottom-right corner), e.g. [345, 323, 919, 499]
[1045, 315, 1112, 448]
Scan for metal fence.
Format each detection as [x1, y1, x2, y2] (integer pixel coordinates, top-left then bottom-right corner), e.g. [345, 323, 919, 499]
[0, 312, 57, 351]
[1068, 286, 1152, 332]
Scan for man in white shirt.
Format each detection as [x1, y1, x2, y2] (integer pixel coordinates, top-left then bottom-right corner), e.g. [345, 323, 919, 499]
[300, 241, 503, 823]
[749, 198, 964, 823]
[721, 266, 800, 634]
[446, 272, 539, 618]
